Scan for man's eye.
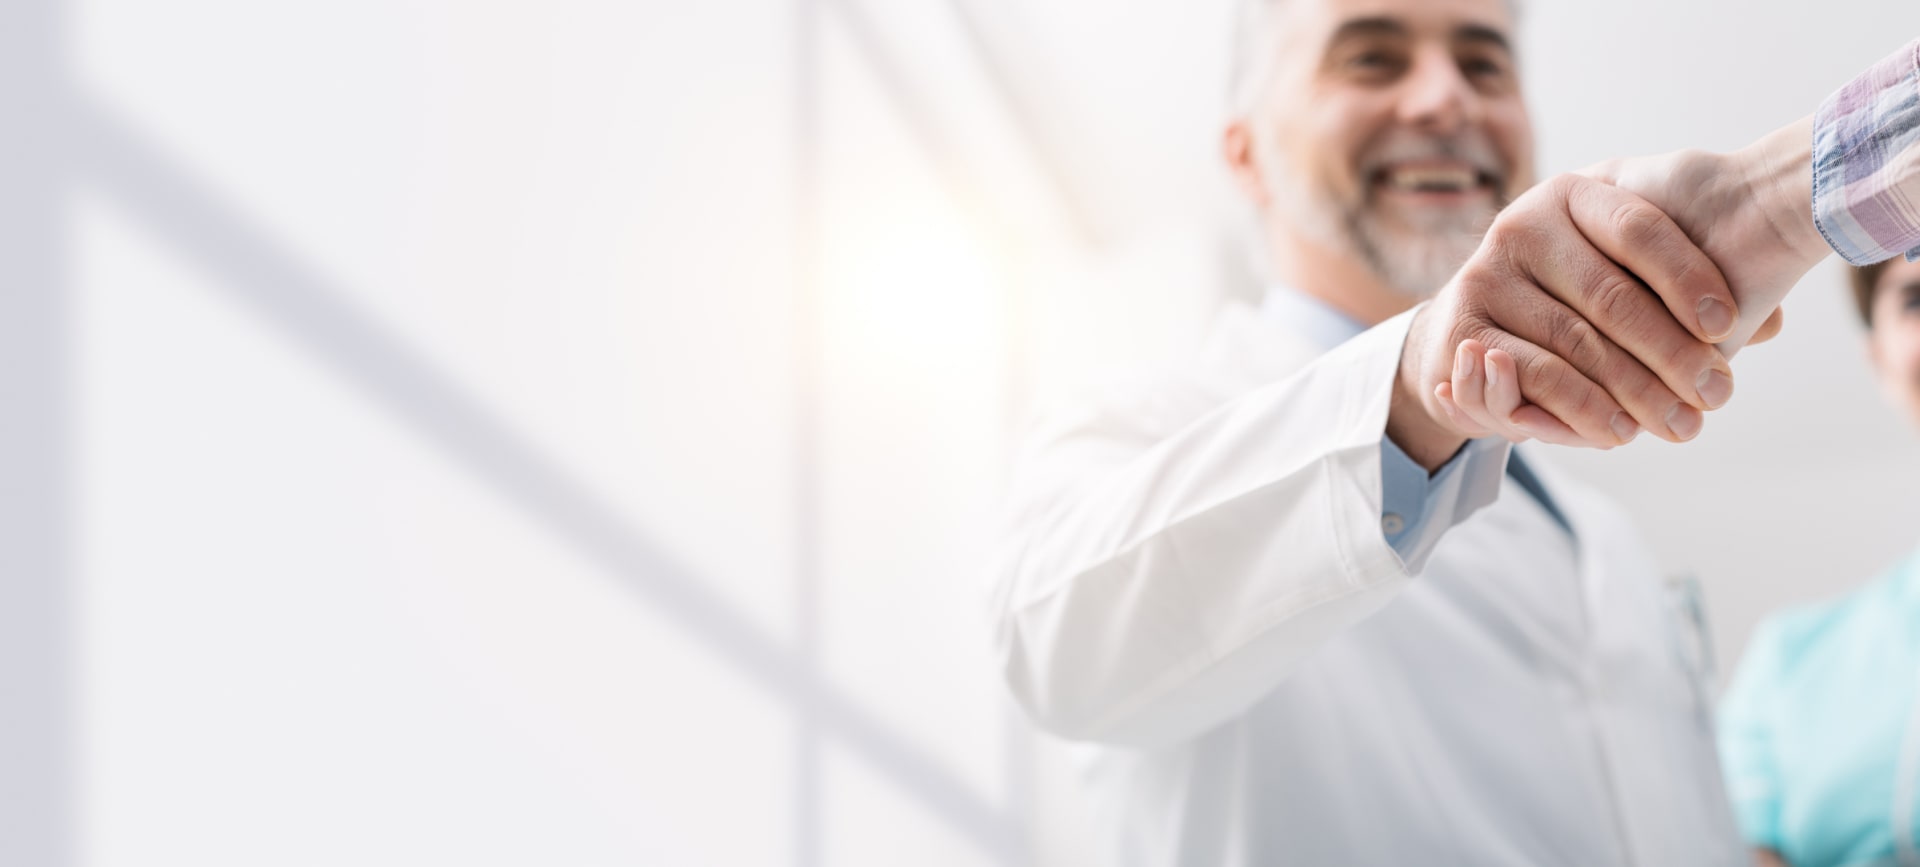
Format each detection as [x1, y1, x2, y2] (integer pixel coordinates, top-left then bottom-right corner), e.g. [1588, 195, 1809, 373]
[1462, 58, 1505, 77]
[1347, 51, 1402, 71]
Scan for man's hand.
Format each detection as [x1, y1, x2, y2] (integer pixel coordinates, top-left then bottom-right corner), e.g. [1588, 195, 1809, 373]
[1388, 173, 1743, 470]
[1418, 118, 1828, 457]
[1580, 117, 1827, 356]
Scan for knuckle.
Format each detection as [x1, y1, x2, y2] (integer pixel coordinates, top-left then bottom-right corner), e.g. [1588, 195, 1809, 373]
[1524, 354, 1561, 389]
[1659, 249, 1727, 311]
[1545, 173, 1583, 199]
[1608, 200, 1669, 249]
[1566, 380, 1608, 426]
[1657, 337, 1715, 380]
[1519, 354, 1571, 404]
[1482, 205, 1543, 249]
[1663, 256, 1705, 300]
[1628, 372, 1682, 413]
[1587, 271, 1652, 333]
[1483, 215, 1524, 250]
[1451, 268, 1496, 305]
[1491, 220, 1548, 263]
[1549, 314, 1610, 374]
[1524, 359, 1611, 432]
[1450, 306, 1499, 347]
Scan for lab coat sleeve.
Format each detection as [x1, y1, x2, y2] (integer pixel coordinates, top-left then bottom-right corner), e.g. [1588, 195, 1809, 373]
[989, 308, 1508, 747]
[1380, 431, 1508, 561]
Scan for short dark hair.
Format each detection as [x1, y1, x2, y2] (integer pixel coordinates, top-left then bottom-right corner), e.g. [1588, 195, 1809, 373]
[1851, 260, 1893, 327]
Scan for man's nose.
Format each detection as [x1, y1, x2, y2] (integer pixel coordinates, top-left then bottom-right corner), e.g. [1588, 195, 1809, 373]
[1396, 49, 1482, 135]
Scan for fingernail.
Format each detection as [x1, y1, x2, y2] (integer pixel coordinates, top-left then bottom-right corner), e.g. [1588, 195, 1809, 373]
[1695, 368, 1734, 409]
[1697, 297, 1734, 341]
[1666, 404, 1703, 440]
[1454, 345, 1470, 381]
[1609, 412, 1639, 443]
[1484, 354, 1499, 388]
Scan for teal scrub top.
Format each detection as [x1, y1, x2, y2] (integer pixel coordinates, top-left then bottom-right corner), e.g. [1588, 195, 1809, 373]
[1720, 548, 1920, 867]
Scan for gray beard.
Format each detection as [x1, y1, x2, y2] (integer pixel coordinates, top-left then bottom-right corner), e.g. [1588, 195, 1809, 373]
[1270, 173, 1505, 300]
[1345, 204, 1495, 300]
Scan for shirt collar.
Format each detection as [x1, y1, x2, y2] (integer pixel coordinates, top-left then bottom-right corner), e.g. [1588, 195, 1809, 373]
[1260, 284, 1368, 351]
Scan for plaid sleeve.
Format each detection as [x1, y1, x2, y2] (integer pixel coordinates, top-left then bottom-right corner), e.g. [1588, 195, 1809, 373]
[1812, 38, 1920, 264]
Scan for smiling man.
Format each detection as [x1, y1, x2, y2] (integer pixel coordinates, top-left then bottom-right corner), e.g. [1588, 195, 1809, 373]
[989, 0, 1920, 858]
[989, 0, 1756, 863]
[1229, 1, 1535, 319]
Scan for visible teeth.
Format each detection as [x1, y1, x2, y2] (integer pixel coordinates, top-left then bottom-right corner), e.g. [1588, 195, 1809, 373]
[1387, 167, 1478, 192]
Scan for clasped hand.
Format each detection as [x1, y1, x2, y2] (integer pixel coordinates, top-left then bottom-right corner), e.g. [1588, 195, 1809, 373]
[1390, 141, 1816, 469]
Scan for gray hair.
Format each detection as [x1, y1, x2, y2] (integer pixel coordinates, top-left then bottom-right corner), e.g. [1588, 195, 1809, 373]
[1225, 0, 1292, 122]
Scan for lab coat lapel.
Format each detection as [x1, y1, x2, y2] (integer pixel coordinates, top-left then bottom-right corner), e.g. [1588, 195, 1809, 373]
[1509, 443, 1608, 621]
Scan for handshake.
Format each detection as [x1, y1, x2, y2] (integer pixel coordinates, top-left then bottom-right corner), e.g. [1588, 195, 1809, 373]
[1387, 117, 1832, 470]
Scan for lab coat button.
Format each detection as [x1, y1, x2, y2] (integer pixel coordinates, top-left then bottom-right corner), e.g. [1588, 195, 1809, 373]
[1381, 513, 1406, 535]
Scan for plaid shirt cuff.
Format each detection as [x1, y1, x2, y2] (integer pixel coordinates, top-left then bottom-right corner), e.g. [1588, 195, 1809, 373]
[1813, 38, 1920, 265]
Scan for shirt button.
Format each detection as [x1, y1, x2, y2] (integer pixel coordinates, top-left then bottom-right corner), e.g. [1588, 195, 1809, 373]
[1381, 513, 1406, 535]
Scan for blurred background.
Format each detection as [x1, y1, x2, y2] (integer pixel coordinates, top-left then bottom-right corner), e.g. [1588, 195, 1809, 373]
[4, 0, 1918, 864]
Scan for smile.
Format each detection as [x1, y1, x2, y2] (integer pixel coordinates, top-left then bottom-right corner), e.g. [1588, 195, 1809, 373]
[1373, 163, 1499, 196]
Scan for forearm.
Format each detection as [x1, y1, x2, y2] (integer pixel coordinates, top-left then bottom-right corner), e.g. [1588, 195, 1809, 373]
[1702, 115, 1828, 353]
[1742, 115, 1826, 280]
[992, 314, 1471, 745]
[1717, 41, 1920, 348]
[995, 472, 1409, 746]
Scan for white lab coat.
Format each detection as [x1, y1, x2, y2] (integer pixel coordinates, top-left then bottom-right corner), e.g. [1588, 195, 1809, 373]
[989, 296, 1745, 866]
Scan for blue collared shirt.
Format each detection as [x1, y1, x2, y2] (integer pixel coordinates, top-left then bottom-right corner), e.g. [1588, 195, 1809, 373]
[1260, 287, 1569, 557]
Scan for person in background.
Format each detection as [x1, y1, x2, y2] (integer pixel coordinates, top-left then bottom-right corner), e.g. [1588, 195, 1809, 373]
[1718, 255, 1920, 867]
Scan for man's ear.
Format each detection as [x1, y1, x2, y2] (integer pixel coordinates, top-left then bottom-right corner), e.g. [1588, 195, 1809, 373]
[1222, 120, 1269, 209]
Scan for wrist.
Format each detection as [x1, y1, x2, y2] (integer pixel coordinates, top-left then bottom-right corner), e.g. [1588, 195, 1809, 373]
[1387, 310, 1468, 472]
[1736, 115, 1828, 272]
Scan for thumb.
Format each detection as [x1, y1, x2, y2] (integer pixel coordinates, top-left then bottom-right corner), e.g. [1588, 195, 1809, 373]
[1746, 306, 1786, 346]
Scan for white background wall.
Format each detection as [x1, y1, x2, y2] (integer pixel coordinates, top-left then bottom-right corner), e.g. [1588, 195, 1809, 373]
[15, 0, 1918, 865]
